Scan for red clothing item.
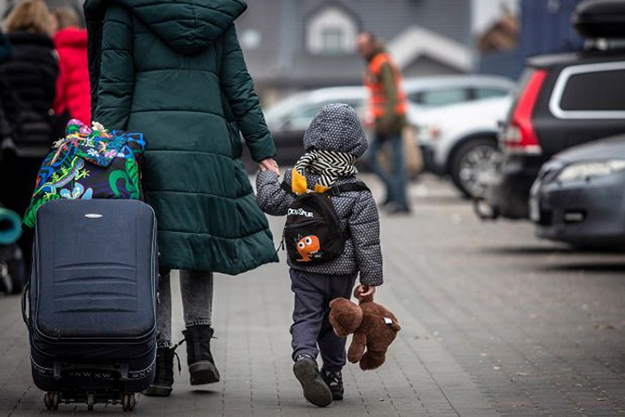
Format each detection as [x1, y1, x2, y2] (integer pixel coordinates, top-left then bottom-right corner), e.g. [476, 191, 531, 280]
[53, 27, 91, 124]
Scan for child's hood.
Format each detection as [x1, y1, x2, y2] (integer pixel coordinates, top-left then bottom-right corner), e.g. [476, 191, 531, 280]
[84, 0, 246, 56]
[303, 104, 368, 158]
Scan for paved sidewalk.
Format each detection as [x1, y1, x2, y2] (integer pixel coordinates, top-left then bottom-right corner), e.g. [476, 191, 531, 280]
[1, 175, 625, 416]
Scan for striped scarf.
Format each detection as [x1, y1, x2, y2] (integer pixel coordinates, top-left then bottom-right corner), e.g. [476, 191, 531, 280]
[291, 149, 357, 194]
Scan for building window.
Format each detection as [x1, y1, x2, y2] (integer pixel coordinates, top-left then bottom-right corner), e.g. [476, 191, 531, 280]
[307, 5, 357, 55]
[322, 28, 344, 54]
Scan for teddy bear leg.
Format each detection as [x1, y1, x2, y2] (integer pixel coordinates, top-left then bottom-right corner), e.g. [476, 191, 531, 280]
[359, 350, 386, 371]
[347, 332, 367, 363]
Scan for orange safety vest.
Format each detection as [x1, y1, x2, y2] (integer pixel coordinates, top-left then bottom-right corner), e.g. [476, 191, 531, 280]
[364, 52, 407, 119]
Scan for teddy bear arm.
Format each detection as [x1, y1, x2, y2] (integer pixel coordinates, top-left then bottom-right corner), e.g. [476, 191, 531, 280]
[347, 331, 367, 363]
[359, 349, 387, 371]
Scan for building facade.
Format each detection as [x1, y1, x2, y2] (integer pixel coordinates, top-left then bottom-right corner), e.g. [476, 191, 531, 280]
[236, 0, 472, 102]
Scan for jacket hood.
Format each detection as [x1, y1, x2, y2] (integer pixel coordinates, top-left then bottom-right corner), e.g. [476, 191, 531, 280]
[84, 0, 246, 55]
[54, 27, 88, 48]
[303, 103, 368, 158]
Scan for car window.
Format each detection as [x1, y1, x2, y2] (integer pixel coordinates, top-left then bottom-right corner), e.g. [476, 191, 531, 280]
[474, 87, 509, 100]
[412, 89, 469, 107]
[560, 69, 625, 111]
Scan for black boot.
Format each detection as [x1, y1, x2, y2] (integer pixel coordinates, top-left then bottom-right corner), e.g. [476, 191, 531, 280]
[293, 354, 333, 407]
[322, 368, 344, 401]
[143, 346, 177, 397]
[183, 325, 220, 385]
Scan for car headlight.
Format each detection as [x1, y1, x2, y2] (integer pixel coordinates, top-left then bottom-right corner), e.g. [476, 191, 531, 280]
[416, 124, 441, 143]
[557, 160, 625, 182]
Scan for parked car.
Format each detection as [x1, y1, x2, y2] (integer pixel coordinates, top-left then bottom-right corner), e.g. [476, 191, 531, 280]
[258, 75, 515, 169]
[262, 87, 368, 167]
[411, 95, 512, 198]
[530, 134, 625, 246]
[404, 75, 514, 110]
[478, 0, 625, 220]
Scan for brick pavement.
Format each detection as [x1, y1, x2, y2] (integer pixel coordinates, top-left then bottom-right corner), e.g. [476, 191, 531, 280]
[1, 175, 624, 416]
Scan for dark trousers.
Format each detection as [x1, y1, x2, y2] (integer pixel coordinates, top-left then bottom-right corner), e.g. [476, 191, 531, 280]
[0, 152, 41, 267]
[368, 132, 409, 210]
[290, 268, 357, 372]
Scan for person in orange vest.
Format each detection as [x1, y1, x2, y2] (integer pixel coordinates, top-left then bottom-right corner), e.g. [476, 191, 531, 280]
[357, 32, 410, 214]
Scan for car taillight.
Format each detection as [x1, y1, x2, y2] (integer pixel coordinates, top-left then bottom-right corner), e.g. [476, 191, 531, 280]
[503, 69, 547, 155]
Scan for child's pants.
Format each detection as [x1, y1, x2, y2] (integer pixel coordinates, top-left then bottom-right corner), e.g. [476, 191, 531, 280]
[290, 268, 358, 372]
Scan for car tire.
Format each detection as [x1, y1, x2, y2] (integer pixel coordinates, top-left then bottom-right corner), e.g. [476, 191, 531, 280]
[449, 137, 499, 199]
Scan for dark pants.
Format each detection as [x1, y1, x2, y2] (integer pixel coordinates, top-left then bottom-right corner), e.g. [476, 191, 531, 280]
[290, 268, 358, 372]
[0, 151, 41, 268]
[368, 132, 409, 210]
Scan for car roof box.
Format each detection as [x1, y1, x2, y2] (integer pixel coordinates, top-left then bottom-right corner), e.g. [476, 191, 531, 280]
[573, 0, 625, 39]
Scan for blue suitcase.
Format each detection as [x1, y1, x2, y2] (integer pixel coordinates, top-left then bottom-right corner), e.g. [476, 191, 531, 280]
[23, 199, 158, 411]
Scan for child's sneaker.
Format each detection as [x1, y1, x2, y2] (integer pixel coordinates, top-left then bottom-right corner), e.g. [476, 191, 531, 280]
[293, 354, 333, 407]
[322, 368, 344, 400]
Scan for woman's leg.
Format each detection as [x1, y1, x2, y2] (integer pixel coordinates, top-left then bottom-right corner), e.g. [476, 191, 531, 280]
[180, 269, 213, 327]
[0, 155, 40, 270]
[179, 269, 219, 384]
[144, 268, 175, 397]
[156, 269, 173, 347]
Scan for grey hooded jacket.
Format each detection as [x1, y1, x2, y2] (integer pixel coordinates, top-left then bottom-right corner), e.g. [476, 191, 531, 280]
[256, 104, 383, 286]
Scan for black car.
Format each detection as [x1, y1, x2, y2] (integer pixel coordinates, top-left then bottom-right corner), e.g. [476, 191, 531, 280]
[530, 134, 625, 246]
[478, 0, 625, 220]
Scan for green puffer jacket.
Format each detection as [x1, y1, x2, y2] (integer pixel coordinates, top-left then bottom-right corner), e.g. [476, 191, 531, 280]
[84, 0, 278, 274]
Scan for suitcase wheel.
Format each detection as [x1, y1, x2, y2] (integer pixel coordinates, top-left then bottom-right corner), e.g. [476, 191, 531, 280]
[87, 392, 95, 410]
[44, 391, 60, 410]
[122, 393, 136, 412]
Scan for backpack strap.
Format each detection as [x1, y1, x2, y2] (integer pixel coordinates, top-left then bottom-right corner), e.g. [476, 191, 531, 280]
[280, 180, 369, 196]
[325, 182, 369, 196]
[280, 180, 293, 194]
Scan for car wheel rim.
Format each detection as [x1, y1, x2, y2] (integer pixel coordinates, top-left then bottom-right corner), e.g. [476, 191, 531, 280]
[458, 145, 501, 197]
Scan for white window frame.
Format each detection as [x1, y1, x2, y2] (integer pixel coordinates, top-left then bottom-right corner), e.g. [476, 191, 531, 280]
[307, 5, 357, 55]
[549, 61, 625, 120]
[321, 27, 344, 54]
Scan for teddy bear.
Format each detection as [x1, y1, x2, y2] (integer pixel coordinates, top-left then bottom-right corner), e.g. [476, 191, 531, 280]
[329, 290, 401, 370]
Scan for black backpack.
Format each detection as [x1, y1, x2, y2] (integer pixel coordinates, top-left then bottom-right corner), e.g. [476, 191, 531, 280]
[280, 180, 369, 265]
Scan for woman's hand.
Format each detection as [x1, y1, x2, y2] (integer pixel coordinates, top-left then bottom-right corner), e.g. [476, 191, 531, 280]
[355, 284, 376, 299]
[259, 158, 280, 175]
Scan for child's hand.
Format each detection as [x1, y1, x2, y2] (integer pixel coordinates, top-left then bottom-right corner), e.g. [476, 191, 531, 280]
[355, 284, 376, 299]
[259, 158, 280, 175]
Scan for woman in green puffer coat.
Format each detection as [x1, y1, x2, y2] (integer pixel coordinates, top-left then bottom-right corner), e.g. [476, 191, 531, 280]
[84, 0, 279, 396]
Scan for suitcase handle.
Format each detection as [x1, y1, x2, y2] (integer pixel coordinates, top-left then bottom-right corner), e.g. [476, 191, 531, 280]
[21, 281, 30, 331]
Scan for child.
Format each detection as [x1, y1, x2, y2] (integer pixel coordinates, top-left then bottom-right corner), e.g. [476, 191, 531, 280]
[256, 104, 383, 407]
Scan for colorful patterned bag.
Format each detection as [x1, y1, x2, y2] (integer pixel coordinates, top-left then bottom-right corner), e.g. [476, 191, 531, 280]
[23, 120, 146, 228]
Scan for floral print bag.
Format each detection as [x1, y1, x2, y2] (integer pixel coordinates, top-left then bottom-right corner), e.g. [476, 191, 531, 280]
[23, 120, 146, 228]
